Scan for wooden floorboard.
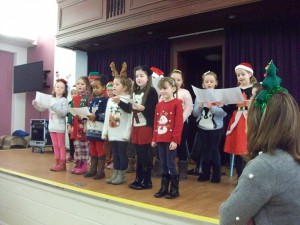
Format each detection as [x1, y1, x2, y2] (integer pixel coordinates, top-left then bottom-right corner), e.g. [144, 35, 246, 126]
[0, 149, 236, 220]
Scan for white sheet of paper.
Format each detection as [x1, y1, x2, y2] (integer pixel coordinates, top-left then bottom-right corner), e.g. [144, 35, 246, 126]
[68, 107, 90, 119]
[35, 91, 52, 108]
[152, 77, 163, 94]
[120, 96, 135, 104]
[191, 86, 244, 104]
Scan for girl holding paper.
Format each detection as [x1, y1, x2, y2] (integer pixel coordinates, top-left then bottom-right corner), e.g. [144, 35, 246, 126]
[193, 71, 227, 183]
[32, 78, 68, 171]
[67, 76, 92, 175]
[223, 62, 257, 178]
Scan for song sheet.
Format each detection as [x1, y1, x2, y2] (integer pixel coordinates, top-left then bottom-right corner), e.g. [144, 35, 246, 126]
[191, 86, 245, 104]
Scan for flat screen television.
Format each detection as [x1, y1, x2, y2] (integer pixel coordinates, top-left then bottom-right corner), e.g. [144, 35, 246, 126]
[13, 61, 44, 93]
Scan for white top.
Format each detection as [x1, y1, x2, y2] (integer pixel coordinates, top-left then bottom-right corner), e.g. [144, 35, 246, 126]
[102, 95, 132, 141]
[34, 97, 68, 133]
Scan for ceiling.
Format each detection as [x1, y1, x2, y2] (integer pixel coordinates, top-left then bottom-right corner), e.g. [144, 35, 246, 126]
[58, 0, 300, 52]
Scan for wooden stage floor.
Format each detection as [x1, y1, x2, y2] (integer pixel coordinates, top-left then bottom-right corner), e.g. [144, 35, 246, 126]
[0, 149, 236, 224]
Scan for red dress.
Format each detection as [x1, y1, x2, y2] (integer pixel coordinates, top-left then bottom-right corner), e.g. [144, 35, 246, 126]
[224, 87, 252, 155]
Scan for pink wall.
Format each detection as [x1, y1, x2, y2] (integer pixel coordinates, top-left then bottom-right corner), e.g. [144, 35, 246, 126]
[25, 34, 55, 132]
[0, 51, 14, 135]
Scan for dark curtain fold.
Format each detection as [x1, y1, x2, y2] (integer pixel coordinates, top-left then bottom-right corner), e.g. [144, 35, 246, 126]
[88, 39, 170, 81]
[225, 19, 300, 103]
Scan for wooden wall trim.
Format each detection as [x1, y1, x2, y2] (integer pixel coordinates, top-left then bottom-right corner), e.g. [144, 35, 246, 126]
[56, 0, 258, 47]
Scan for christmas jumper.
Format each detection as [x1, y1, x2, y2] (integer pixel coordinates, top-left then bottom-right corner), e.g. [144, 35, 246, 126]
[132, 87, 158, 127]
[34, 97, 68, 133]
[68, 93, 90, 141]
[102, 95, 132, 141]
[152, 98, 184, 145]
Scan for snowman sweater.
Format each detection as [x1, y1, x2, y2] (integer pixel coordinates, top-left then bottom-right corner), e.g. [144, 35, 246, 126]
[152, 98, 184, 145]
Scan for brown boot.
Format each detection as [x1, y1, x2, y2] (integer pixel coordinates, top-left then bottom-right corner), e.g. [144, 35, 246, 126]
[84, 156, 98, 177]
[126, 157, 136, 173]
[93, 155, 106, 179]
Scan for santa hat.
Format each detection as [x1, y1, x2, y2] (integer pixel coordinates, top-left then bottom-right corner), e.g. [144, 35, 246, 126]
[88, 71, 100, 80]
[106, 81, 113, 89]
[235, 62, 254, 74]
[150, 67, 164, 78]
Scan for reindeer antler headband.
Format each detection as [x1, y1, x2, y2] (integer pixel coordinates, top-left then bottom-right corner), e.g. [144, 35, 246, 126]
[110, 62, 127, 78]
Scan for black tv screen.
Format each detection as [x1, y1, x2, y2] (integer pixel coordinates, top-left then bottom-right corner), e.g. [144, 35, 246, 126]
[13, 61, 44, 93]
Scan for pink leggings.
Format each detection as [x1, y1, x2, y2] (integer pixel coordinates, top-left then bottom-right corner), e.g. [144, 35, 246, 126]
[50, 132, 66, 160]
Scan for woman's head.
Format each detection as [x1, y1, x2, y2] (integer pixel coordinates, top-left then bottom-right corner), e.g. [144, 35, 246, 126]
[52, 79, 68, 98]
[235, 62, 257, 87]
[171, 69, 184, 89]
[247, 91, 300, 162]
[76, 76, 92, 95]
[113, 75, 132, 96]
[202, 71, 218, 89]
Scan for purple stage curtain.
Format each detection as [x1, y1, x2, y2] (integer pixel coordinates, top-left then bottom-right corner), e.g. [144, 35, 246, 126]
[224, 19, 300, 103]
[88, 39, 170, 81]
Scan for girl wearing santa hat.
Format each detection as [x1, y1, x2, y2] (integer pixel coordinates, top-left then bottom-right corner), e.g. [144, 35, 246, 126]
[223, 62, 257, 178]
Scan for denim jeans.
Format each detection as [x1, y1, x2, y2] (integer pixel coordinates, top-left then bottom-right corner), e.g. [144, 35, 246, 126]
[110, 141, 128, 170]
[157, 142, 177, 176]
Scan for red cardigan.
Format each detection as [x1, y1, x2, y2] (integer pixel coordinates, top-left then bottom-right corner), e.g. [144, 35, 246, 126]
[152, 98, 184, 145]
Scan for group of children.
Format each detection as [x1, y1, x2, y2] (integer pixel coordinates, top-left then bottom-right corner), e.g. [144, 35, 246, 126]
[32, 61, 260, 199]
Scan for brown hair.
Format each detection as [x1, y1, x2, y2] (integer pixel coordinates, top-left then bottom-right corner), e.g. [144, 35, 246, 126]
[247, 91, 300, 162]
[171, 69, 185, 88]
[114, 75, 132, 95]
[133, 65, 153, 105]
[52, 80, 68, 98]
[158, 77, 178, 97]
[77, 76, 92, 95]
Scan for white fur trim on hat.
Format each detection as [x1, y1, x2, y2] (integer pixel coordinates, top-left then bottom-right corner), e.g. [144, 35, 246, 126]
[235, 64, 253, 74]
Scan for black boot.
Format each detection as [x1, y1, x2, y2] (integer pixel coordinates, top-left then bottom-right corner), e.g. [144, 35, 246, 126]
[130, 167, 152, 190]
[178, 161, 188, 180]
[129, 162, 143, 189]
[165, 175, 179, 199]
[197, 161, 211, 182]
[154, 174, 170, 198]
[140, 168, 152, 189]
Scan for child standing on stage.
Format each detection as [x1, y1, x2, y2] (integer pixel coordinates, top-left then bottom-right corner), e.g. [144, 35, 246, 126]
[128, 65, 158, 190]
[170, 69, 193, 180]
[84, 75, 108, 179]
[68, 76, 92, 175]
[193, 71, 227, 183]
[67, 87, 78, 162]
[102, 75, 132, 185]
[223, 62, 256, 178]
[152, 77, 184, 199]
[32, 79, 68, 171]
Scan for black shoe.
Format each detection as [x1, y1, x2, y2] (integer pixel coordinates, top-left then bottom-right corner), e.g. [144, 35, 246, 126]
[165, 192, 179, 199]
[129, 179, 152, 190]
[211, 178, 221, 183]
[187, 168, 199, 176]
[197, 174, 210, 182]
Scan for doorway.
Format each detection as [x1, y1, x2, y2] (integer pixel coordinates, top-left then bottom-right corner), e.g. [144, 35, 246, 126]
[176, 46, 223, 153]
